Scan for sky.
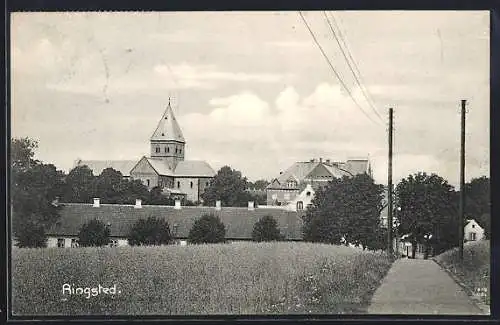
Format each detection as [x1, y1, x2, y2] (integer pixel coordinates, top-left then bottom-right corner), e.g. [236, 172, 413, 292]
[10, 11, 490, 188]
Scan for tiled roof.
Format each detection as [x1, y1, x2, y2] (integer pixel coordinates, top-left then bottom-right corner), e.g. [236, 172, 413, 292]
[267, 159, 370, 190]
[47, 203, 304, 240]
[150, 103, 185, 142]
[145, 158, 174, 176]
[174, 161, 216, 178]
[75, 160, 138, 177]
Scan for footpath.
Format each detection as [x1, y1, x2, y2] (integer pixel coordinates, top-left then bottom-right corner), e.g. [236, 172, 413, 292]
[368, 258, 485, 315]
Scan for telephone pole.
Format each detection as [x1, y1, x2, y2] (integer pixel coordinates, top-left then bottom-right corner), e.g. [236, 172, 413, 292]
[387, 107, 394, 255]
[459, 100, 466, 260]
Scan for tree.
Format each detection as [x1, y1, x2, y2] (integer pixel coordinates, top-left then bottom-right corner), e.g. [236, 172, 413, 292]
[11, 138, 64, 247]
[77, 219, 110, 247]
[252, 215, 284, 242]
[463, 176, 490, 239]
[117, 178, 150, 205]
[248, 179, 270, 191]
[127, 217, 173, 246]
[11, 137, 39, 169]
[63, 165, 95, 203]
[91, 168, 124, 203]
[148, 186, 172, 205]
[201, 166, 250, 207]
[188, 214, 226, 244]
[303, 174, 384, 248]
[396, 172, 458, 257]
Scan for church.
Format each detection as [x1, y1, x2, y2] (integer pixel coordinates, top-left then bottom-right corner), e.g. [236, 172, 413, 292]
[75, 102, 216, 203]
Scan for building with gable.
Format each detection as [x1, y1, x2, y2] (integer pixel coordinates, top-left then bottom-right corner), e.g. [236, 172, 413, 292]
[266, 157, 372, 206]
[75, 102, 216, 203]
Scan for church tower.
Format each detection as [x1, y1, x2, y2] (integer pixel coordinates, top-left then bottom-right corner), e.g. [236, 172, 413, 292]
[150, 101, 185, 170]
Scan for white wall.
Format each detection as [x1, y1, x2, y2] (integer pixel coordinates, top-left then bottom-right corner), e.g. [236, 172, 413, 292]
[464, 219, 485, 241]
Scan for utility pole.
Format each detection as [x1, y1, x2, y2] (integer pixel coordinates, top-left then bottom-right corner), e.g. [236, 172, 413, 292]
[459, 99, 466, 260]
[387, 108, 394, 255]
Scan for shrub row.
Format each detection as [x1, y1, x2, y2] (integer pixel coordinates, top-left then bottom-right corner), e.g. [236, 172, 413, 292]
[76, 214, 284, 247]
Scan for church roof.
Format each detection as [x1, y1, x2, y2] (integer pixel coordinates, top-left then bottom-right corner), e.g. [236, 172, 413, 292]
[142, 157, 215, 178]
[74, 160, 138, 177]
[175, 161, 216, 178]
[150, 102, 185, 143]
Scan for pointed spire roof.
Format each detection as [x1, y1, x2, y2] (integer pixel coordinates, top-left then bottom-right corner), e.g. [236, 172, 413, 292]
[151, 101, 185, 142]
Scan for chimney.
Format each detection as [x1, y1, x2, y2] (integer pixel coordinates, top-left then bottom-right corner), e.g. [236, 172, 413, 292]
[174, 199, 181, 210]
[310, 158, 315, 163]
[134, 199, 142, 209]
[248, 201, 255, 211]
[319, 157, 323, 163]
[326, 159, 330, 165]
[93, 198, 100, 208]
[215, 200, 221, 211]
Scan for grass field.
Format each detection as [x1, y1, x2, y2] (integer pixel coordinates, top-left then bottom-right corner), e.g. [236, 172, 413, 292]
[12, 242, 393, 315]
[433, 240, 490, 306]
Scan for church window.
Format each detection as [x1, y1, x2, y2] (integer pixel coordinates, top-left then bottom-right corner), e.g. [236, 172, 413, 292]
[306, 191, 311, 196]
[177, 181, 180, 188]
[190, 181, 193, 188]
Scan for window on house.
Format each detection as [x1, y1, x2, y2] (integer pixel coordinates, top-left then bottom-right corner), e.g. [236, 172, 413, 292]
[167, 147, 170, 153]
[164, 147, 167, 153]
[156, 147, 160, 153]
[109, 239, 118, 247]
[472, 224, 475, 228]
[175, 148, 178, 153]
[177, 181, 180, 188]
[71, 238, 78, 248]
[190, 181, 193, 188]
[206, 182, 209, 186]
[297, 201, 304, 210]
[147, 179, 150, 187]
[179, 149, 182, 154]
[57, 238, 65, 248]
[470, 232, 477, 241]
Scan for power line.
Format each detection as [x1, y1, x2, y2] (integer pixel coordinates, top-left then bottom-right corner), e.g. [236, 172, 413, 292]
[298, 11, 383, 128]
[323, 11, 384, 122]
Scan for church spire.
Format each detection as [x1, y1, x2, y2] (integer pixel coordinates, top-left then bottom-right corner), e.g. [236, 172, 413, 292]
[150, 101, 185, 143]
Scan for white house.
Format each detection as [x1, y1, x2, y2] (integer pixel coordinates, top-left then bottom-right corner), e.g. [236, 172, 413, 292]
[464, 218, 485, 242]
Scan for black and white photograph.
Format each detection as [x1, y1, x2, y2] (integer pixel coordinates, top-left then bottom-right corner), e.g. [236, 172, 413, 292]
[9, 10, 490, 317]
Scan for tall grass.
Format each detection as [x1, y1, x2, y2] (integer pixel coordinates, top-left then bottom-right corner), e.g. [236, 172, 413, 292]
[12, 242, 393, 315]
[434, 240, 490, 305]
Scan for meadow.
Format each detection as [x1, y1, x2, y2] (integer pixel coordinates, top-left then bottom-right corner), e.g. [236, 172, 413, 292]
[12, 242, 393, 315]
[434, 240, 490, 306]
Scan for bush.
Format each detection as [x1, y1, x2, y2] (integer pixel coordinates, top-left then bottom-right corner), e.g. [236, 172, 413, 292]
[252, 215, 284, 242]
[127, 217, 173, 246]
[188, 214, 226, 244]
[14, 220, 47, 248]
[77, 219, 110, 247]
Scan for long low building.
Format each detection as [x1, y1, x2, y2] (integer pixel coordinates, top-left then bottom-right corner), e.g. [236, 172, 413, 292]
[44, 199, 305, 248]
